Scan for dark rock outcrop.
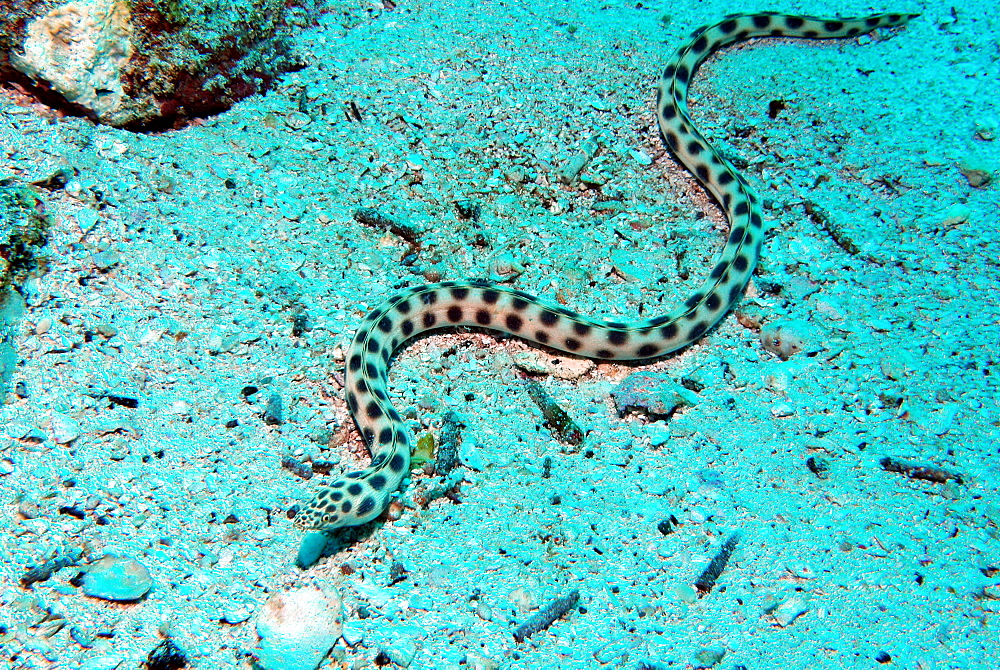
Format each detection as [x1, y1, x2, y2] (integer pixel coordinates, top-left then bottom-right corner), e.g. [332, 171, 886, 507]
[0, 0, 316, 129]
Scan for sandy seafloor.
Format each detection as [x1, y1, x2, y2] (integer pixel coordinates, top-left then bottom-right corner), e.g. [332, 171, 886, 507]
[1, 0, 999, 668]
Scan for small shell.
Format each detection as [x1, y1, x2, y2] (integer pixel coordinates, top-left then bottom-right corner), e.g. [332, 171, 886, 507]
[489, 253, 525, 282]
[285, 111, 312, 129]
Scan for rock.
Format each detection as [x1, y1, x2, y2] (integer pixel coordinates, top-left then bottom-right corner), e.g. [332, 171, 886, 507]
[458, 431, 487, 471]
[256, 585, 343, 670]
[12, 0, 132, 120]
[49, 412, 81, 443]
[78, 656, 123, 670]
[380, 635, 418, 667]
[939, 203, 971, 227]
[611, 371, 699, 418]
[771, 595, 809, 627]
[1, 0, 317, 129]
[693, 647, 726, 668]
[340, 620, 364, 646]
[646, 422, 671, 447]
[465, 652, 499, 670]
[144, 640, 188, 670]
[0, 291, 26, 404]
[674, 584, 698, 604]
[263, 393, 284, 425]
[959, 163, 992, 188]
[90, 250, 121, 270]
[81, 554, 152, 601]
[221, 605, 252, 625]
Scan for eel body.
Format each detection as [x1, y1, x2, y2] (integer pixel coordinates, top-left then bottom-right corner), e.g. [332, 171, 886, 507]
[293, 11, 917, 532]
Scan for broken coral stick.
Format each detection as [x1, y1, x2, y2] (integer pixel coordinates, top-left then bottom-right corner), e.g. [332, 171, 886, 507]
[694, 533, 741, 595]
[513, 589, 580, 643]
[880, 456, 963, 485]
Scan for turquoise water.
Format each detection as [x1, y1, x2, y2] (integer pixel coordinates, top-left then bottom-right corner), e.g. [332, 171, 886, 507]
[0, 1, 997, 668]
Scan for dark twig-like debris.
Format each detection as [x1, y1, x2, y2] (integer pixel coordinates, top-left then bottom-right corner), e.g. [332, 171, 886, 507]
[513, 589, 580, 643]
[21, 548, 83, 587]
[804, 200, 883, 265]
[880, 456, 963, 485]
[84, 389, 139, 408]
[352, 208, 421, 247]
[694, 533, 741, 595]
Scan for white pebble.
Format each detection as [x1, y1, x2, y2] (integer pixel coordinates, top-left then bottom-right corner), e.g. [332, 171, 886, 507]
[81, 555, 153, 601]
[49, 412, 81, 444]
[675, 584, 698, 604]
[770, 403, 796, 418]
[772, 596, 809, 627]
[78, 656, 124, 670]
[256, 585, 343, 670]
[629, 148, 653, 165]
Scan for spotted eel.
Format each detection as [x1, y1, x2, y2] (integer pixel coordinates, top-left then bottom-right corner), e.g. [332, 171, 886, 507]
[293, 11, 917, 531]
